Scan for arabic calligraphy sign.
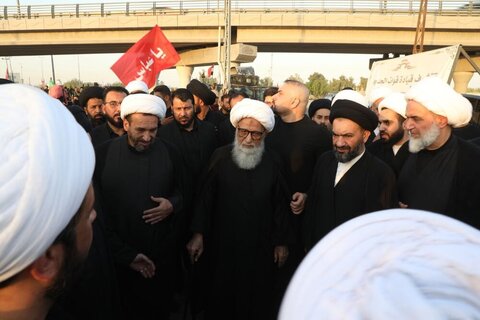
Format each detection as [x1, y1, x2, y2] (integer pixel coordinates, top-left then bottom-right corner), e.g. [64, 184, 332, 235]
[366, 45, 460, 97]
[111, 25, 180, 89]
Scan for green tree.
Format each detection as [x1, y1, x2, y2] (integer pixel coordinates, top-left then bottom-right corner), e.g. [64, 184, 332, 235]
[329, 75, 356, 92]
[259, 76, 273, 87]
[63, 78, 84, 89]
[287, 73, 304, 83]
[306, 72, 329, 98]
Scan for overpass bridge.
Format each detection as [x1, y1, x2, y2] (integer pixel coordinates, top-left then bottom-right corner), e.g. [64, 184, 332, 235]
[1, 0, 479, 86]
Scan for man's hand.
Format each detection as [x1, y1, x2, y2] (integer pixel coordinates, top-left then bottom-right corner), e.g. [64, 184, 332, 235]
[274, 246, 289, 268]
[143, 196, 173, 224]
[161, 115, 174, 126]
[186, 233, 204, 264]
[130, 253, 156, 278]
[290, 192, 307, 214]
[399, 201, 408, 208]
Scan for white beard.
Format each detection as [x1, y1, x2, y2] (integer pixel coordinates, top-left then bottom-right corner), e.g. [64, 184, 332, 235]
[232, 136, 265, 170]
[408, 122, 441, 153]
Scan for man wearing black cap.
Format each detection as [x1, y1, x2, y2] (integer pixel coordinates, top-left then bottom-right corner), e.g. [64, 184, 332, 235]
[79, 86, 105, 127]
[300, 92, 397, 251]
[308, 98, 332, 131]
[187, 79, 224, 132]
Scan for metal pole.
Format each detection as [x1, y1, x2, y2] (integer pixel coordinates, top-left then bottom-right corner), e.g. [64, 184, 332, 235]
[223, 0, 231, 91]
[50, 55, 56, 84]
[16, 0, 21, 16]
[77, 55, 81, 81]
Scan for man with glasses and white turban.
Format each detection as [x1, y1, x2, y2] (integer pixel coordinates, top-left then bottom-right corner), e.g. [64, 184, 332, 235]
[0, 84, 96, 320]
[187, 98, 291, 320]
[398, 76, 480, 229]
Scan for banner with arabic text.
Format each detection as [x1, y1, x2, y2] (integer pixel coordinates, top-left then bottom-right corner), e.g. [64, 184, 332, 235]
[111, 25, 180, 88]
[366, 45, 460, 97]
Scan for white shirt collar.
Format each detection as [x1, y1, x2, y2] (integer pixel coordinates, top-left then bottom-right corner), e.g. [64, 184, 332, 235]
[335, 150, 366, 187]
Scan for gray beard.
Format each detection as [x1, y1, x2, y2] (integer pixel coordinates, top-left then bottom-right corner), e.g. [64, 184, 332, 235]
[408, 123, 440, 153]
[232, 136, 265, 170]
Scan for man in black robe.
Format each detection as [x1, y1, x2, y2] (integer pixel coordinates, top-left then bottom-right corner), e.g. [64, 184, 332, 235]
[187, 79, 224, 131]
[266, 80, 332, 309]
[91, 86, 128, 147]
[368, 92, 410, 176]
[398, 76, 480, 229]
[94, 93, 184, 320]
[158, 89, 217, 315]
[187, 99, 291, 320]
[302, 94, 397, 250]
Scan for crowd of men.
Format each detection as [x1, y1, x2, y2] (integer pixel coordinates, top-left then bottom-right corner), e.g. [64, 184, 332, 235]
[1, 74, 480, 320]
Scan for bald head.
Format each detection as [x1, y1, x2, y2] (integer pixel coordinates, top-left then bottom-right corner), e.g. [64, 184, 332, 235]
[273, 80, 310, 122]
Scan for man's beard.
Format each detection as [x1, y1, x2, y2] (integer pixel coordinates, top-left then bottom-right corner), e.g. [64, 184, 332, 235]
[232, 136, 265, 170]
[105, 113, 123, 129]
[130, 136, 156, 152]
[89, 115, 105, 127]
[381, 126, 404, 146]
[408, 122, 440, 153]
[176, 116, 194, 129]
[334, 141, 364, 163]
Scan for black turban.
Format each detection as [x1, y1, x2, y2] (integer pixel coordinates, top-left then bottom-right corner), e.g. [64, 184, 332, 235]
[78, 86, 104, 108]
[330, 99, 378, 132]
[187, 79, 217, 106]
[308, 99, 331, 118]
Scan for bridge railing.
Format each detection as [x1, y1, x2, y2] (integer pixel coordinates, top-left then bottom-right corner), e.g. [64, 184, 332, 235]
[1, 0, 479, 20]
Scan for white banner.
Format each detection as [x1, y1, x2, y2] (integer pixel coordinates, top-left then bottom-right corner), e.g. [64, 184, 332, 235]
[366, 45, 460, 97]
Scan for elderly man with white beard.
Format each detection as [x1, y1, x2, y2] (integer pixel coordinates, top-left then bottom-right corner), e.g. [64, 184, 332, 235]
[398, 76, 480, 229]
[187, 98, 291, 320]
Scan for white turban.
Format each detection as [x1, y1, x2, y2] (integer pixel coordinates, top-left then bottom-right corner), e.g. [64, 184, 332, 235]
[120, 93, 166, 120]
[125, 79, 149, 94]
[280, 209, 480, 320]
[378, 92, 407, 118]
[405, 76, 472, 128]
[230, 98, 275, 132]
[332, 89, 368, 108]
[368, 86, 393, 106]
[0, 84, 95, 282]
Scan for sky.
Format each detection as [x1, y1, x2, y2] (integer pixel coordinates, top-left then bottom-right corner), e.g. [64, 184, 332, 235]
[2, 0, 480, 89]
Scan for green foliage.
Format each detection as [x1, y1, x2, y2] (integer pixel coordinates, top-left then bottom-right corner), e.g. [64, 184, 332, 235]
[63, 78, 84, 89]
[259, 76, 273, 87]
[329, 75, 356, 92]
[306, 72, 329, 98]
[287, 73, 304, 83]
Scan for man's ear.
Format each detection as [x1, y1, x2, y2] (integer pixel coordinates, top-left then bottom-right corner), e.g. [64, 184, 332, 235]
[29, 244, 65, 286]
[435, 114, 449, 129]
[123, 118, 129, 132]
[362, 130, 371, 143]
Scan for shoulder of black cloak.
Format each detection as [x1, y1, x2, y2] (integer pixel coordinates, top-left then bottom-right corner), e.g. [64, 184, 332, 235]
[66, 104, 93, 133]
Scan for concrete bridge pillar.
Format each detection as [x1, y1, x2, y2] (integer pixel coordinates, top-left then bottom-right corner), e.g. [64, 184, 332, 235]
[452, 71, 474, 94]
[176, 65, 194, 88]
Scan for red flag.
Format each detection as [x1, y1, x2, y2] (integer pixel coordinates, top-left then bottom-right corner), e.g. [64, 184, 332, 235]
[207, 64, 214, 77]
[111, 25, 180, 88]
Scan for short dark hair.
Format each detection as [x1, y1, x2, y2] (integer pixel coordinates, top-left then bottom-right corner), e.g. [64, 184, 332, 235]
[152, 85, 171, 97]
[263, 87, 278, 98]
[221, 94, 230, 101]
[172, 88, 194, 103]
[228, 90, 249, 104]
[103, 86, 128, 100]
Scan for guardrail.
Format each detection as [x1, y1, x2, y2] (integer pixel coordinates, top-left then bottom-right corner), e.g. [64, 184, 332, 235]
[1, 0, 479, 20]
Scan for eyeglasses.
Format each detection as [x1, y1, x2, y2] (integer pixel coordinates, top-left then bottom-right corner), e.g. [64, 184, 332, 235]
[237, 128, 265, 140]
[105, 101, 122, 107]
